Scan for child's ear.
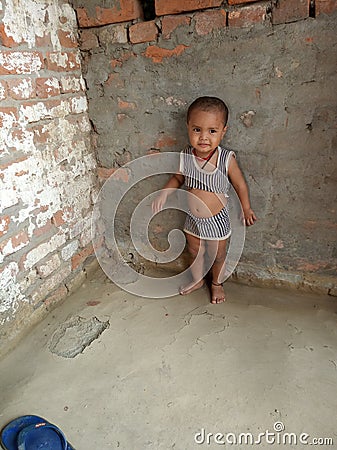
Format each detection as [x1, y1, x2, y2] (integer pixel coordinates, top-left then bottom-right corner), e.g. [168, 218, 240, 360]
[221, 125, 227, 138]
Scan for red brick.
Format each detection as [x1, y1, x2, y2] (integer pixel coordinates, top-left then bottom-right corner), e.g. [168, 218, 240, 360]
[57, 30, 78, 48]
[272, 0, 310, 24]
[228, 3, 267, 27]
[79, 29, 99, 51]
[228, 0, 260, 4]
[46, 52, 80, 72]
[20, 98, 72, 123]
[0, 51, 43, 75]
[7, 78, 35, 100]
[162, 15, 191, 39]
[0, 230, 29, 257]
[129, 21, 158, 44]
[316, 0, 337, 15]
[195, 10, 226, 36]
[36, 77, 60, 98]
[60, 75, 84, 93]
[155, 0, 222, 15]
[71, 244, 94, 270]
[0, 107, 18, 127]
[76, 0, 143, 28]
[143, 44, 188, 63]
[0, 23, 20, 47]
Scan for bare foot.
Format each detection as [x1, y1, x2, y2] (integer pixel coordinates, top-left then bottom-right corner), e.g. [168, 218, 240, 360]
[211, 282, 226, 304]
[179, 280, 205, 295]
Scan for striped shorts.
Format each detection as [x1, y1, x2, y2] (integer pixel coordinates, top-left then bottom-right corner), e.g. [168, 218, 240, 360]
[184, 205, 231, 241]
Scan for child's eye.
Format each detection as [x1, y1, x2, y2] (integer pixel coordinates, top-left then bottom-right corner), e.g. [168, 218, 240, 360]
[210, 129, 217, 134]
[193, 127, 200, 133]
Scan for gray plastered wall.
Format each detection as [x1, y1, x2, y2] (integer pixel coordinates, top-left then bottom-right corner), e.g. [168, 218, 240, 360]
[81, 11, 337, 290]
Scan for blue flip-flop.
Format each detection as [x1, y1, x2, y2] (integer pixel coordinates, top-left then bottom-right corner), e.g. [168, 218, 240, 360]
[1, 415, 74, 450]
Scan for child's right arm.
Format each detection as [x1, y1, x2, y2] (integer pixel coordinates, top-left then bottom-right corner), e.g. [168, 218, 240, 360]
[152, 173, 184, 213]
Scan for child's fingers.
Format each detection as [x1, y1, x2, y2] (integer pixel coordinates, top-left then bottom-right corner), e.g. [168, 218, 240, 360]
[152, 197, 164, 213]
[246, 214, 257, 226]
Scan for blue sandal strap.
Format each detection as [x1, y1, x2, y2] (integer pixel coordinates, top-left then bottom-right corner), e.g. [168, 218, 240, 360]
[17, 422, 68, 450]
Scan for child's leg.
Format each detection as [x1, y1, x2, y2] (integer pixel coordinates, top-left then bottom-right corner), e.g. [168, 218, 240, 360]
[206, 239, 227, 304]
[179, 233, 206, 295]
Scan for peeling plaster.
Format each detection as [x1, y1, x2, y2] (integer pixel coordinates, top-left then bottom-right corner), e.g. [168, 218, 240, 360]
[0, 262, 27, 320]
[3, 0, 77, 50]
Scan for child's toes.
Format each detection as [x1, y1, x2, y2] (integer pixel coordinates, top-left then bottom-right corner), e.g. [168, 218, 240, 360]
[211, 282, 226, 304]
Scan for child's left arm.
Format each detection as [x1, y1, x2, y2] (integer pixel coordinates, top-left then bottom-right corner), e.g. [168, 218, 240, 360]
[228, 157, 257, 226]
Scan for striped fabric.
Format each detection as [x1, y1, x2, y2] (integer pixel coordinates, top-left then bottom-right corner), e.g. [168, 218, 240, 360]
[179, 145, 235, 197]
[179, 145, 235, 240]
[184, 205, 231, 240]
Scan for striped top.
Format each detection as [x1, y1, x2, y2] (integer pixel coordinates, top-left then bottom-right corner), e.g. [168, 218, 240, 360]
[179, 145, 235, 197]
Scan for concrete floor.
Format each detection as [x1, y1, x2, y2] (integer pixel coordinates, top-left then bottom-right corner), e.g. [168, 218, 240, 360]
[1, 268, 337, 450]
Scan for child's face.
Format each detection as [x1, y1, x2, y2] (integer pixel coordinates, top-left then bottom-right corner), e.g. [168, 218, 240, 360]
[187, 108, 227, 155]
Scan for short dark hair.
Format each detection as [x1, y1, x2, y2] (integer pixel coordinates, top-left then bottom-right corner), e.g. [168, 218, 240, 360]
[187, 96, 229, 126]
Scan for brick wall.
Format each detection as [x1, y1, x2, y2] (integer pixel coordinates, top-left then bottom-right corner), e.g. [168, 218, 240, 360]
[0, 0, 98, 355]
[74, 0, 337, 294]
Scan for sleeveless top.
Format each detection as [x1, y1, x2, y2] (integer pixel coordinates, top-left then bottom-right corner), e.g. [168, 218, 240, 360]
[179, 145, 235, 197]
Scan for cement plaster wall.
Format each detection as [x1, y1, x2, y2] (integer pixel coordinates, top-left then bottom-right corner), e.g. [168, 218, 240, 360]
[79, 6, 337, 292]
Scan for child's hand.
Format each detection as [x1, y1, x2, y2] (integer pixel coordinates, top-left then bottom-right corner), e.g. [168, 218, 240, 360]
[243, 208, 257, 226]
[152, 191, 168, 214]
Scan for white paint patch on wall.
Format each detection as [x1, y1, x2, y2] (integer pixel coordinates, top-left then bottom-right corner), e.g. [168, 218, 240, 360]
[11, 78, 34, 99]
[0, 51, 43, 74]
[2, 0, 77, 50]
[0, 262, 28, 320]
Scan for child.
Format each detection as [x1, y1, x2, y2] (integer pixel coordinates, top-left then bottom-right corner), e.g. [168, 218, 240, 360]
[152, 96, 256, 304]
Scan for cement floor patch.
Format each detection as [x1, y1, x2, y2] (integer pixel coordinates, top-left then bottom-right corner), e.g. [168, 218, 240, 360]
[48, 316, 109, 358]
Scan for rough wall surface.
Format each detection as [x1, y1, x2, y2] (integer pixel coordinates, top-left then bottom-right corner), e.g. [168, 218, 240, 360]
[0, 0, 98, 355]
[75, 0, 337, 293]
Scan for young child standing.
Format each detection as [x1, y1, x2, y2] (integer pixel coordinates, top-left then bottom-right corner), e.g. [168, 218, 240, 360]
[152, 97, 256, 304]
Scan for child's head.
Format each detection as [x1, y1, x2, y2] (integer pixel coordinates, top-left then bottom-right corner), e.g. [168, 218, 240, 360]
[186, 97, 228, 153]
[187, 96, 229, 127]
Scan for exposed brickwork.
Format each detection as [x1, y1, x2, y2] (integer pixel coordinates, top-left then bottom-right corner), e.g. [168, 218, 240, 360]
[228, 3, 267, 27]
[75, 0, 143, 28]
[272, 0, 310, 24]
[228, 0, 261, 4]
[143, 44, 189, 63]
[316, 0, 337, 15]
[79, 29, 99, 51]
[195, 10, 227, 36]
[161, 15, 191, 39]
[129, 21, 158, 44]
[0, 0, 97, 357]
[155, 0, 223, 16]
